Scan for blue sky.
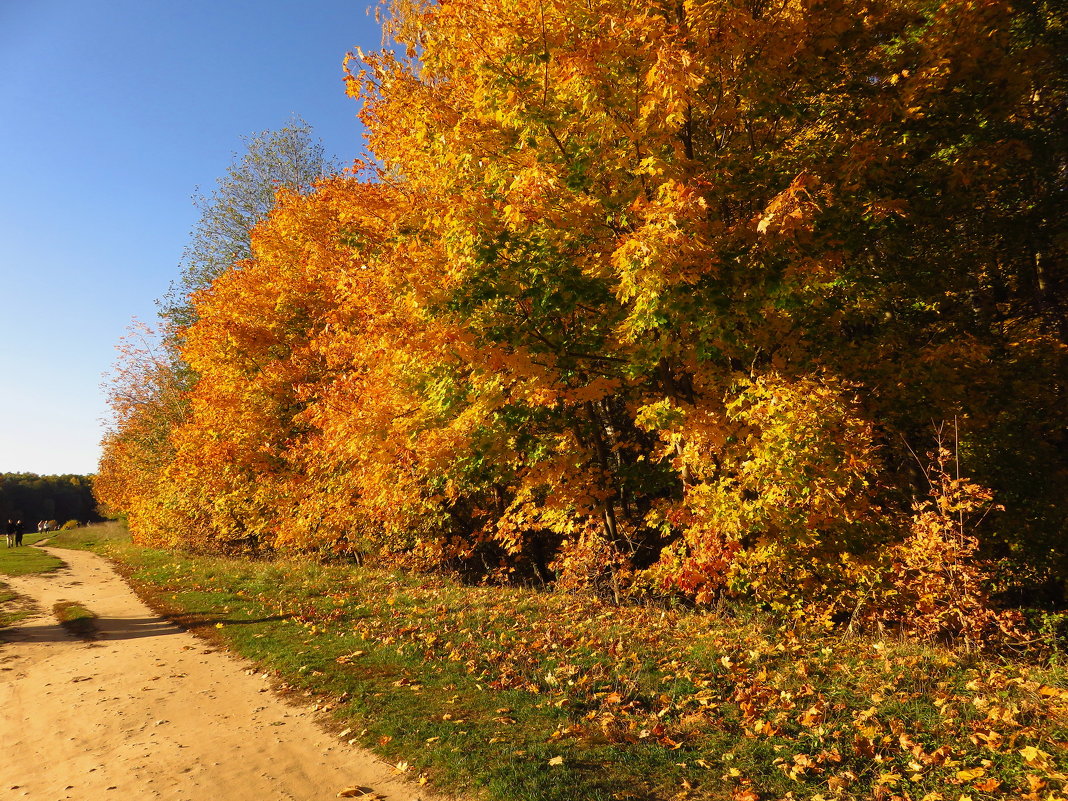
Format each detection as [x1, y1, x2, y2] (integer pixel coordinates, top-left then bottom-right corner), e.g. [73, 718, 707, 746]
[0, 0, 382, 475]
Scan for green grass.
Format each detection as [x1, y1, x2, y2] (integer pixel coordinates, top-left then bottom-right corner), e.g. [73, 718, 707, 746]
[0, 532, 66, 628]
[49, 523, 1068, 801]
[0, 540, 65, 576]
[36, 520, 129, 552]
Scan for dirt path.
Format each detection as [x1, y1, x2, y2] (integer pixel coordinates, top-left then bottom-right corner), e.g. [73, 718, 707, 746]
[0, 546, 447, 801]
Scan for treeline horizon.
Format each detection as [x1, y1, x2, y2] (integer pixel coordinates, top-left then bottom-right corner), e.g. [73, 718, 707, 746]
[98, 0, 1066, 646]
[1, 472, 102, 529]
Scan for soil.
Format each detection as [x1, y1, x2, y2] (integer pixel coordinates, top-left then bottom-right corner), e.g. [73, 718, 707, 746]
[0, 545, 454, 801]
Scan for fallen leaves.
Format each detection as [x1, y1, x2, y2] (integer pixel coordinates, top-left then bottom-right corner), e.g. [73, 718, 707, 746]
[108, 541, 1068, 801]
[310, 569, 1068, 797]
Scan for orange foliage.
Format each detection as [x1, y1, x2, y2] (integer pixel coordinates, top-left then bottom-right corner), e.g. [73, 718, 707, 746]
[99, 0, 1068, 642]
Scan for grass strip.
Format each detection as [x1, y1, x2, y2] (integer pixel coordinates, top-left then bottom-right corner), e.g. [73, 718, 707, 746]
[52, 600, 99, 640]
[0, 541, 64, 576]
[34, 522, 128, 552]
[58, 531, 1064, 801]
[0, 537, 65, 629]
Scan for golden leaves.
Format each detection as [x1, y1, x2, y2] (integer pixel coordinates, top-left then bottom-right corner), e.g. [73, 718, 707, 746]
[755, 172, 826, 238]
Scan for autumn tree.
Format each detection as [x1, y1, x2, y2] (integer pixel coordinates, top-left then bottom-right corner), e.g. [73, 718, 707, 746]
[346, 0, 1067, 615]
[100, 0, 1067, 636]
[158, 177, 404, 553]
[101, 120, 338, 546]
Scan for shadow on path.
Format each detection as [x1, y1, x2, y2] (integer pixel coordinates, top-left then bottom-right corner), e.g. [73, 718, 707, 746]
[2, 614, 294, 646]
[1, 616, 183, 644]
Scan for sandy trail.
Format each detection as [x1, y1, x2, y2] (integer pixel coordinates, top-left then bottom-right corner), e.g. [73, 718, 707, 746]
[0, 546, 446, 801]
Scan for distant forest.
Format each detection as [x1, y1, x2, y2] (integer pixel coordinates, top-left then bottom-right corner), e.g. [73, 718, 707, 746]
[0, 473, 102, 528]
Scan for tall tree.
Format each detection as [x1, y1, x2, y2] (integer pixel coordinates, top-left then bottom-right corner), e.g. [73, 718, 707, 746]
[100, 119, 338, 544]
[159, 116, 337, 331]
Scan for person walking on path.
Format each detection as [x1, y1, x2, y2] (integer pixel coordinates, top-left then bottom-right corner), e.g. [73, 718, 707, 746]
[14, 520, 24, 547]
[5, 520, 14, 548]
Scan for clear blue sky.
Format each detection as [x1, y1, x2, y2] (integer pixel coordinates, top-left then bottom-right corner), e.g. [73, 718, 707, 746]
[0, 0, 383, 476]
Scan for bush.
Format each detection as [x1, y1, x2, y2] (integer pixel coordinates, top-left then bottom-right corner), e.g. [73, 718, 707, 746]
[61, 519, 81, 531]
